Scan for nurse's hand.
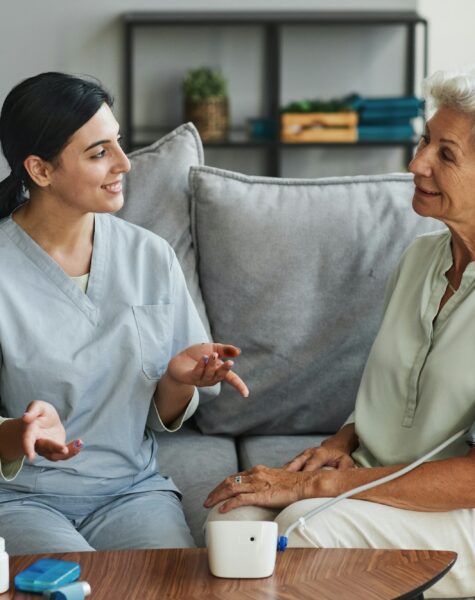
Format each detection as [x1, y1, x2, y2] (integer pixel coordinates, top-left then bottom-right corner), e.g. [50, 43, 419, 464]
[167, 343, 249, 397]
[22, 400, 83, 462]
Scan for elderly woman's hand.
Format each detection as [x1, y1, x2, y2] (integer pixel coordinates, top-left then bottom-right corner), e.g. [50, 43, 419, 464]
[284, 445, 355, 472]
[167, 342, 249, 397]
[204, 465, 326, 512]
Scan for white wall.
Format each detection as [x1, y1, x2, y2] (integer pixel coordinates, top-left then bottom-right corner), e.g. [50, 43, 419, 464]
[418, 0, 475, 76]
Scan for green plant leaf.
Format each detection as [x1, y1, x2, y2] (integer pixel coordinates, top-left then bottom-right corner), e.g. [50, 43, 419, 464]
[183, 67, 228, 100]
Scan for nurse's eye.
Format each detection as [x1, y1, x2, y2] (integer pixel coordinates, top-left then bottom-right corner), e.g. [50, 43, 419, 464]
[92, 149, 106, 159]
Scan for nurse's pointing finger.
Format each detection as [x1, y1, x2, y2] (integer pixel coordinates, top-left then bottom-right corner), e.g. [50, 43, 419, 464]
[224, 370, 249, 398]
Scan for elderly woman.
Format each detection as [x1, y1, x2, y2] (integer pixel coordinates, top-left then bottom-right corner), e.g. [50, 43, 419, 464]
[205, 68, 475, 599]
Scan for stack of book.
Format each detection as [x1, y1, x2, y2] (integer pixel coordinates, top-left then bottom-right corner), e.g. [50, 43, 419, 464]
[347, 95, 424, 142]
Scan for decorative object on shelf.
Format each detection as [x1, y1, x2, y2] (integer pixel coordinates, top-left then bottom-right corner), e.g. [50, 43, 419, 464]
[347, 94, 424, 141]
[183, 67, 229, 141]
[281, 98, 358, 143]
[247, 117, 276, 141]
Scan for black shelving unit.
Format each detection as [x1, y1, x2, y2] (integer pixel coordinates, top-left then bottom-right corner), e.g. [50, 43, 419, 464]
[123, 11, 428, 176]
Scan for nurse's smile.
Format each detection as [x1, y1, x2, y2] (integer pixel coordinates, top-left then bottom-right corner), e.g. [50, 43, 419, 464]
[102, 180, 122, 194]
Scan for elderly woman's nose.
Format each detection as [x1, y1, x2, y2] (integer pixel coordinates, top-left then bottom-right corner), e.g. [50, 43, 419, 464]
[409, 151, 432, 177]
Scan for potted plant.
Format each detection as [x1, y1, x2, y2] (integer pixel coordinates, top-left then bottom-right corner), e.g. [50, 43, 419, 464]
[183, 67, 229, 141]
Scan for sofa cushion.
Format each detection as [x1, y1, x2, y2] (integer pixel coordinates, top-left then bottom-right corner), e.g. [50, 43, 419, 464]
[190, 167, 444, 435]
[117, 123, 210, 336]
[238, 435, 329, 470]
[156, 422, 237, 546]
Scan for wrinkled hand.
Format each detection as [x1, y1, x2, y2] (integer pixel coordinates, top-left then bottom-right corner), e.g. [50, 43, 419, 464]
[204, 465, 317, 512]
[167, 343, 249, 397]
[22, 400, 83, 462]
[284, 445, 355, 472]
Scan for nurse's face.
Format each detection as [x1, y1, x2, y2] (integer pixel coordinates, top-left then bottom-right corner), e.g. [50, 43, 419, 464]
[47, 103, 131, 214]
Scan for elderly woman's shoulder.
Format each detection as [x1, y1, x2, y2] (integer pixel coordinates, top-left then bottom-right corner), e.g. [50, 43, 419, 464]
[413, 227, 449, 246]
[403, 228, 450, 261]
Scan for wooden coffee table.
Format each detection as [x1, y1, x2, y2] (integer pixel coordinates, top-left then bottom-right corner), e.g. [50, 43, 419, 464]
[2, 547, 456, 599]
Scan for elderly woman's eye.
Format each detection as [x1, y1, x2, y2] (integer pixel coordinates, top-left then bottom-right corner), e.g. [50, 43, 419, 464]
[440, 150, 453, 162]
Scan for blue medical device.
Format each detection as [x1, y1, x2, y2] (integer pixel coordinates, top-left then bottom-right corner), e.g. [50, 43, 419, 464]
[14, 558, 80, 593]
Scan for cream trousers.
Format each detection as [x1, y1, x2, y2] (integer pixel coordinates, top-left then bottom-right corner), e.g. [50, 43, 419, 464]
[207, 499, 475, 599]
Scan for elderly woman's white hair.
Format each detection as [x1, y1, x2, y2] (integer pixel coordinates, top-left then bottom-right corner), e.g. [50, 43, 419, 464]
[423, 67, 475, 117]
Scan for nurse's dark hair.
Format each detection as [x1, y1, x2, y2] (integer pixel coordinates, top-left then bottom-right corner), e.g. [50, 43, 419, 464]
[0, 71, 113, 219]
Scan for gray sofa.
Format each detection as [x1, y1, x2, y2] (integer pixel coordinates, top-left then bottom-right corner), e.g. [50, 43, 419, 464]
[117, 123, 443, 546]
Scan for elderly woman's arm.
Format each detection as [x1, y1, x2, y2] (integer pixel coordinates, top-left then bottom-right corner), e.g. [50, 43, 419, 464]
[204, 448, 475, 513]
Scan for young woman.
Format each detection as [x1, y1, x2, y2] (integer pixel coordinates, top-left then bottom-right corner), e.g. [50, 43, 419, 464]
[0, 71, 248, 555]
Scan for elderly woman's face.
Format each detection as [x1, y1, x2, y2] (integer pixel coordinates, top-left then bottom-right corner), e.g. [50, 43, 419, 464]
[409, 106, 475, 227]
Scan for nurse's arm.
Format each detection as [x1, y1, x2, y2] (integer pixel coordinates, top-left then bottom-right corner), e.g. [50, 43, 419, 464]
[154, 372, 196, 427]
[0, 418, 27, 463]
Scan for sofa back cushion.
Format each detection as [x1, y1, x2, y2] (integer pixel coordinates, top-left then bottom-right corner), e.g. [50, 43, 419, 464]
[190, 167, 444, 435]
[117, 123, 210, 336]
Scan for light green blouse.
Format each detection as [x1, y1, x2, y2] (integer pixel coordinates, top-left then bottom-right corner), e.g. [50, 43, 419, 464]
[350, 230, 475, 467]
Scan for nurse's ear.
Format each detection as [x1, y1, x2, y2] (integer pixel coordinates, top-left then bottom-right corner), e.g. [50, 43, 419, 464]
[23, 155, 54, 188]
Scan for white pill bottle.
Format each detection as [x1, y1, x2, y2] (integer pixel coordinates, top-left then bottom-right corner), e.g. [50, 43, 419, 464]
[0, 537, 9, 593]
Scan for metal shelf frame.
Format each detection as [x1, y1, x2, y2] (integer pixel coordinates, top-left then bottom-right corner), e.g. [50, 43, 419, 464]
[123, 11, 428, 176]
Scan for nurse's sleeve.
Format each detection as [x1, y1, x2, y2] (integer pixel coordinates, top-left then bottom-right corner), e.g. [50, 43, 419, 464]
[147, 250, 215, 433]
[0, 417, 25, 481]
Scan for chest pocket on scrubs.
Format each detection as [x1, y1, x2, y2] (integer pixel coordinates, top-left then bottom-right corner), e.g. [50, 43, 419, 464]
[132, 304, 174, 379]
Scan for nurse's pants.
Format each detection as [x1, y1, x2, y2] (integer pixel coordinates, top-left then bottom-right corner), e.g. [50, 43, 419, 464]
[0, 490, 195, 555]
[207, 499, 475, 599]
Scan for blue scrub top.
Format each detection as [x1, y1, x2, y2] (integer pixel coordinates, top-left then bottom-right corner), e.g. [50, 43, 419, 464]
[0, 213, 209, 497]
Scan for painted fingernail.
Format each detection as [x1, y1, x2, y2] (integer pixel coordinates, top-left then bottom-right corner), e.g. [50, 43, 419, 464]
[73, 439, 84, 449]
[203, 355, 209, 364]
